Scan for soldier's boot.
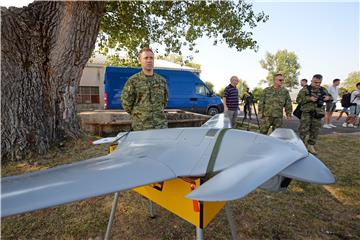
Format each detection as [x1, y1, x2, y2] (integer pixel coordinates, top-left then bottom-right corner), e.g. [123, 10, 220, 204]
[307, 145, 317, 155]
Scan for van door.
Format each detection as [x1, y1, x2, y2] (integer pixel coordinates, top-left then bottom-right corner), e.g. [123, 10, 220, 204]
[193, 83, 213, 115]
[165, 76, 194, 111]
[104, 67, 140, 109]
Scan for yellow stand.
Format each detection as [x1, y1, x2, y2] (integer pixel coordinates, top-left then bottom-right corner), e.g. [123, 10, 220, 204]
[134, 178, 225, 229]
[104, 144, 237, 240]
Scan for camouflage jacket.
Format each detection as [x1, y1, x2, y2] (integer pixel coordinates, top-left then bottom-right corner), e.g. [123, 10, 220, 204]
[296, 86, 332, 114]
[121, 71, 169, 131]
[258, 86, 292, 117]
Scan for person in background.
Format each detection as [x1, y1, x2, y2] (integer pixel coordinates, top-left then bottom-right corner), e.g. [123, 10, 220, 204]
[292, 79, 309, 120]
[323, 78, 340, 128]
[342, 82, 360, 128]
[258, 73, 292, 135]
[296, 74, 331, 154]
[337, 90, 350, 120]
[300, 78, 308, 88]
[242, 88, 254, 120]
[223, 76, 240, 128]
[121, 48, 168, 131]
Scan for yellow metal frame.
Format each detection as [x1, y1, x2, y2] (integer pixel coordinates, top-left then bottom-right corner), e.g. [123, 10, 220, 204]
[109, 144, 225, 228]
[134, 178, 224, 228]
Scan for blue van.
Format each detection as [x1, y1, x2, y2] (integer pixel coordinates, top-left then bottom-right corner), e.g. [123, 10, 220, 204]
[104, 67, 224, 115]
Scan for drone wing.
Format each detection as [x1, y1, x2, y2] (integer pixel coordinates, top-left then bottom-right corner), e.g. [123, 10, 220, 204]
[1, 127, 218, 217]
[1, 154, 177, 217]
[187, 128, 335, 201]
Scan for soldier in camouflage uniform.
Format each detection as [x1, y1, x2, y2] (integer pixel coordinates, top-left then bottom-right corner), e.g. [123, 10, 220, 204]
[121, 48, 168, 131]
[258, 74, 292, 135]
[296, 74, 331, 154]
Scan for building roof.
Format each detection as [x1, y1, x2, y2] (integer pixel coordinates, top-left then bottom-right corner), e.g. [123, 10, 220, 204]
[87, 54, 106, 66]
[154, 59, 200, 73]
[86, 54, 200, 73]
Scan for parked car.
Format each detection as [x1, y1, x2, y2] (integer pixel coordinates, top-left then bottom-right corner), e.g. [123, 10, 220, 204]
[104, 67, 224, 116]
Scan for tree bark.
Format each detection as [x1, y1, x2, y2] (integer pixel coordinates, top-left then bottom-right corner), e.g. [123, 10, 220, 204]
[1, 1, 104, 161]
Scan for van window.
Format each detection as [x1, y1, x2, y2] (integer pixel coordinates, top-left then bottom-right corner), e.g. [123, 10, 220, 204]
[196, 84, 210, 96]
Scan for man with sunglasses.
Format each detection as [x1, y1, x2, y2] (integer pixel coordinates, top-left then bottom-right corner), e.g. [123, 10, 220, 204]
[258, 73, 292, 135]
[296, 74, 331, 154]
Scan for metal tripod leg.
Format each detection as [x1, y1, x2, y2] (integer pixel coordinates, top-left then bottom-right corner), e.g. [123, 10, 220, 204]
[252, 102, 260, 129]
[241, 111, 251, 131]
[240, 115, 246, 127]
[196, 227, 204, 240]
[148, 199, 155, 218]
[246, 115, 251, 131]
[104, 192, 120, 240]
[225, 204, 238, 240]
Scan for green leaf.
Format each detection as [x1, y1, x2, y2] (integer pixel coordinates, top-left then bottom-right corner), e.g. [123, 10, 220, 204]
[97, 1, 268, 62]
[259, 49, 301, 89]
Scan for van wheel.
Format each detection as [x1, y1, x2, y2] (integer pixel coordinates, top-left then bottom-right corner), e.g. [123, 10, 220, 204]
[207, 107, 219, 116]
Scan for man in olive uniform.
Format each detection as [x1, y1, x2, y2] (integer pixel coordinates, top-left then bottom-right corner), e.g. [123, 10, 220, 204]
[258, 73, 292, 135]
[300, 78, 308, 88]
[121, 48, 168, 131]
[296, 74, 331, 154]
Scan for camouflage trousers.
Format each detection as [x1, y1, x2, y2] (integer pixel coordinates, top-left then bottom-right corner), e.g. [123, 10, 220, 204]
[132, 121, 168, 131]
[260, 116, 283, 135]
[298, 112, 322, 146]
[131, 110, 168, 131]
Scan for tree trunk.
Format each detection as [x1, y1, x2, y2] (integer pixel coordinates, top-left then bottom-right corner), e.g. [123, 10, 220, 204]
[1, 1, 104, 161]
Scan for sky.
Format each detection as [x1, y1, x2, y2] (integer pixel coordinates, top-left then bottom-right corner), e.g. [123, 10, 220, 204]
[1, 0, 359, 92]
[183, 1, 359, 91]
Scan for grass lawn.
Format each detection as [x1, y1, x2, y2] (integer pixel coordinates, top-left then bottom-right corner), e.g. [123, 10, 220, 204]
[1, 132, 360, 240]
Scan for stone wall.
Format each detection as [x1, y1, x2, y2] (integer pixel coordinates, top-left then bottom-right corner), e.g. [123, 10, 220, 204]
[78, 109, 210, 136]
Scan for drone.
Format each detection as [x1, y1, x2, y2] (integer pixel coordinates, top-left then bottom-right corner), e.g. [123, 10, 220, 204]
[1, 114, 335, 218]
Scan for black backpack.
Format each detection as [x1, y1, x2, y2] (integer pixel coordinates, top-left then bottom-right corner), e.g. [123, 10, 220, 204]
[341, 92, 351, 108]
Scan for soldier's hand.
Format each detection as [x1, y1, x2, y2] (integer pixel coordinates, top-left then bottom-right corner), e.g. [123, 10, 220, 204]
[323, 96, 330, 101]
[309, 96, 317, 102]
